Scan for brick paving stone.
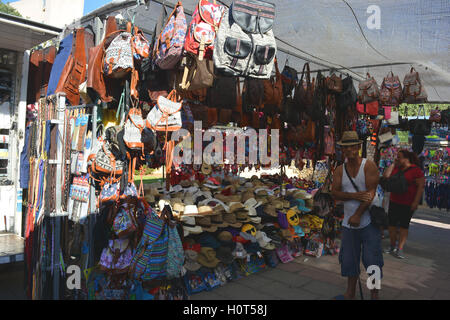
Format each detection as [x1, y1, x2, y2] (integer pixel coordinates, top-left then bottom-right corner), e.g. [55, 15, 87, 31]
[208, 282, 276, 300]
[232, 274, 278, 289]
[301, 280, 346, 298]
[297, 267, 347, 287]
[190, 290, 228, 300]
[257, 281, 320, 300]
[276, 261, 308, 273]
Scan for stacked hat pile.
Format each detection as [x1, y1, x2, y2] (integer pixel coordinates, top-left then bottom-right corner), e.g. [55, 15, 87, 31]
[143, 173, 333, 297]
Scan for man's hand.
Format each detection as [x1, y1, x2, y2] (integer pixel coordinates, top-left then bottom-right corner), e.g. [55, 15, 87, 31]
[348, 214, 361, 227]
[353, 192, 374, 202]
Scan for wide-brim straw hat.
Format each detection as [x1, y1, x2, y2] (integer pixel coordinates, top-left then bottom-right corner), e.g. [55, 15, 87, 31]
[210, 213, 229, 228]
[337, 131, 363, 146]
[181, 216, 203, 234]
[222, 214, 243, 228]
[197, 247, 220, 268]
[263, 204, 278, 217]
[229, 202, 246, 213]
[235, 211, 251, 223]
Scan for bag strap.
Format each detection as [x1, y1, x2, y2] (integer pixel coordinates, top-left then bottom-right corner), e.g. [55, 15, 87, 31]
[299, 62, 311, 85]
[344, 163, 360, 192]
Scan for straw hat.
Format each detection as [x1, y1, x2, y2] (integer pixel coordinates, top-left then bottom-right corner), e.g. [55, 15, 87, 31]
[184, 250, 202, 272]
[210, 213, 229, 228]
[180, 180, 192, 188]
[181, 216, 203, 235]
[197, 205, 218, 216]
[197, 247, 220, 268]
[222, 214, 243, 228]
[337, 131, 363, 146]
[235, 211, 251, 223]
[263, 204, 278, 217]
[195, 216, 218, 233]
[229, 202, 245, 213]
[241, 191, 255, 203]
[172, 203, 185, 218]
[183, 205, 199, 216]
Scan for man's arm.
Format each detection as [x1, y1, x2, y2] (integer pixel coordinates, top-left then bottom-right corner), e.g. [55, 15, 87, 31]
[348, 160, 380, 227]
[411, 176, 425, 212]
[331, 165, 372, 202]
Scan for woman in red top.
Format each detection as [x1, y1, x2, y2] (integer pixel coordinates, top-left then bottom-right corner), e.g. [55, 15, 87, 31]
[382, 149, 425, 259]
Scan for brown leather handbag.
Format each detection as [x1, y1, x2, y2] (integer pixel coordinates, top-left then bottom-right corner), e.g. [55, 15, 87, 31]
[326, 73, 343, 93]
[87, 17, 120, 103]
[294, 63, 314, 112]
[180, 53, 214, 91]
[298, 120, 315, 143]
[55, 28, 87, 106]
[263, 59, 282, 108]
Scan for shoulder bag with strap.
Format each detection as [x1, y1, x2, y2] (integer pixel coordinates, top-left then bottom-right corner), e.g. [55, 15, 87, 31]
[344, 163, 388, 228]
[379, 166, 414, 194]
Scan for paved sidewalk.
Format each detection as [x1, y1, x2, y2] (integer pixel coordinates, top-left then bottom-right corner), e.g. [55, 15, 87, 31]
[191, 207, 450, 300]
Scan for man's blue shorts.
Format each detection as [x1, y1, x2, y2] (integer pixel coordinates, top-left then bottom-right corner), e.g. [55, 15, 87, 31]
[339, 223, 384, 278]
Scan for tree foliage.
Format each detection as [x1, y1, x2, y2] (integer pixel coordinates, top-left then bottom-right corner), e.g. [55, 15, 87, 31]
[398, 103, 449, 117]
[0, 1, 22, 17]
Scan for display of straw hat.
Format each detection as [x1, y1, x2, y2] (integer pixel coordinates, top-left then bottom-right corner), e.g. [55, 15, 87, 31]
[210, 213, 229, 228]
[195, 216, 218, 233]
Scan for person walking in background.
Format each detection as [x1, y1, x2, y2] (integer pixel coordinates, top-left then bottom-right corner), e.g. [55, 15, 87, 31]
[382, 149, 425, 259]
[331, 131, 383, 300]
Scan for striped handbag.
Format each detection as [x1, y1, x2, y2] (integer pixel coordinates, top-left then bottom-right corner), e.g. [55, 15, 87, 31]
[129, 207, 169, 281]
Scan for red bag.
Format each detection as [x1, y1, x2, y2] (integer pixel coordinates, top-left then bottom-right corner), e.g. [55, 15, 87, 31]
[356, 100, 379, 116]
[184, 0, 225, 60]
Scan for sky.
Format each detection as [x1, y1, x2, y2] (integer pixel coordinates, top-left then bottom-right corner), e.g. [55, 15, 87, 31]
[83, 0, 113, 15]
[6, 0, 114, 16]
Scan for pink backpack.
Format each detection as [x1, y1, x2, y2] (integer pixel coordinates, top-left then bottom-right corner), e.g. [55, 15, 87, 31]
[154, 1, 187, 70]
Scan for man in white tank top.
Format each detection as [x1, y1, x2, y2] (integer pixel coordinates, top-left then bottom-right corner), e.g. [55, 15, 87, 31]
[331, 131, 383, 300]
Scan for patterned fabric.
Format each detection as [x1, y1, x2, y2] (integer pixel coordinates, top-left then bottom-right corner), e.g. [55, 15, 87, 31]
[155, 5, 187, 70]
[113, 206, 137, 238]
[131, 208, 168, 281]
[99, 239, 133, 273]
[166, 225, 185, 279]
[120, 182, 138, 199]
[103, 32, 134, 78]
[100, 182, 120, 203]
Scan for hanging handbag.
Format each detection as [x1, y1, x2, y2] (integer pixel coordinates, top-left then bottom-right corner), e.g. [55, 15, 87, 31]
[326, 73, 343, 93]
[99, 239, 133, 274]
[179, 53, 215, 91]
[429, 108, 441, 123]
[408, 105, 431, 136]
[403, 67, 427, 103]
[281, 63, 298, 98]
[263, 59, 283, 108]
[357, 73, 379, 104]
[123, 107, 145, 151]
[387, 107, 399, 126]
[103, 32, 134, 79]
[146, 90, 183, 132]
[356, 100, 379, 116]
[379, 71, 402, 106]
[154, 1, 187, 70]
[294, 62, 314, 113]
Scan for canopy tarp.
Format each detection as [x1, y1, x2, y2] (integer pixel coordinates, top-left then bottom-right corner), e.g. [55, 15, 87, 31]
[80, 0, 450, 102]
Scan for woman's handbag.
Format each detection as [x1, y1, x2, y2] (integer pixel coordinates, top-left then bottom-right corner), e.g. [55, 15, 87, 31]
[379, 167, 414, 194]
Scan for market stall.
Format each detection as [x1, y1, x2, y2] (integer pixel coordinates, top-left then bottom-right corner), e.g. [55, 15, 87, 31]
[20, 0, 450, 300]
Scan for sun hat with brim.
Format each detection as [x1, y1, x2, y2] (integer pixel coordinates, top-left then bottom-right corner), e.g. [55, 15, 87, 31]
[195, 216, 216, 232]
[222, 214, 243, 228]
[210, 213, 229, 228]
[216, 246, 235, 265]
[337, 131, 363, 146]
[197, 247, 220, 268]
[256, 189, 269, 197]
[181, 216, 203, 234]
[184, 250, 202, 271]
[235, 211, 251, 223]
[172, 203, 185, 218]
[255, 197, 268, 206]
[232, 242, 248, 259]
[183, 204, 200, 216]
[263, 204, 278, 217]
[196, 205, 220, 216]
[283, 200, 291, 209]
[272, 200, 284, 210]
[229, 202, 245, 212]
[169, 184, 183, 194]
[180, 180, 192, 188]
[249, 216, 262, 224]
[218, 231, 233, 242]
